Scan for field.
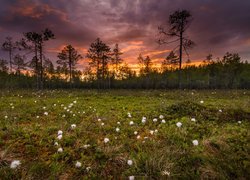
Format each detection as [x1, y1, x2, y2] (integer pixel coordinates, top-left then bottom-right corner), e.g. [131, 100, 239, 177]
[0, 90, 249, 179]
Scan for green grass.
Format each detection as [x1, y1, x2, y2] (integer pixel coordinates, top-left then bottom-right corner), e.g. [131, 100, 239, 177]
[0, 90, 249, 179]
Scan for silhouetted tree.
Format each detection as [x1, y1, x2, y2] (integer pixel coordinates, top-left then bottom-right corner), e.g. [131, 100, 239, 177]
[13, 54, 26, 76]
[119, 63, 134, 80]
[111, 43, 123, 79]
[203, 53, 213, 65]
[0, 59, 8, 72]
[43, 58, 55, 78]
[138, 54, 152, 76]
[138, 53, 144, 75]
[86, 38, 111, 88]
[24, 28, 54, 89]
[144, 56, 152, 75]
[222, 52, 241, 88]
[158, 10, 195, 88]
[2, 37, 17, 73]
[57, 45, 82, 86]
[162, 51, 179, 71]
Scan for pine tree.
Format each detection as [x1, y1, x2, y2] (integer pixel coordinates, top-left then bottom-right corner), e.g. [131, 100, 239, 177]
[57, 45, 82, 85]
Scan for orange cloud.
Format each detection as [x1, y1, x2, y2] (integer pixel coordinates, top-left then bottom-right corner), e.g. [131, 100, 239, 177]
[143, 49, 171, 57]
[47, 45, 67, 53]
[121, 41, 145, 53]
[129, 41, 144, 45]
[74, 46, 88, 55]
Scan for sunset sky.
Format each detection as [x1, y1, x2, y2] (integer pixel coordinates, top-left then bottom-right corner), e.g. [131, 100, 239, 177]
[0, 0, 250, 70]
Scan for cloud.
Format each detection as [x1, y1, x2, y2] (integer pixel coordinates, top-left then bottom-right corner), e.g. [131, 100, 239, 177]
[0, 0, 249, 66]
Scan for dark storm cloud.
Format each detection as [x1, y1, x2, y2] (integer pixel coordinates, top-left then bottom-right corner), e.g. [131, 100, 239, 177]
[112, 0, 250, 60]
[0, 0, 97, 46]
[0, 0, 250, 64]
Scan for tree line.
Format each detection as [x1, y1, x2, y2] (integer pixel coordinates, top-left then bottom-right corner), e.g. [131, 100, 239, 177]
[0, 10, 249, 89]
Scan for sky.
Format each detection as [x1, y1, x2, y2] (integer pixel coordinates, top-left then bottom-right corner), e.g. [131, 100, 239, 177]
[0, 0, 250, 70]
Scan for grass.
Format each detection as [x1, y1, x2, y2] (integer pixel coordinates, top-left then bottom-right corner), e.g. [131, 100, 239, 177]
[0, 89, 249, 179]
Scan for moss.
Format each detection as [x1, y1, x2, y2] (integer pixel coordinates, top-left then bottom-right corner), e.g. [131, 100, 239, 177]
[0, 90, 249, 179]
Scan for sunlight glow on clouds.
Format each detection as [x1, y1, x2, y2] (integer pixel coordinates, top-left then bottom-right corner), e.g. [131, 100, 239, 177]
[0, 0, 250, 70]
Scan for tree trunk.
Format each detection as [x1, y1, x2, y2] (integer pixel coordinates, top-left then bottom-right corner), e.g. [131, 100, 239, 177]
[35, 43, 39, 90]
[102, 57, 105, 89]
[69, 49, 72, 88]
[179, 20, 184, 89]
[9, 48, 12, 73]
[39, 43, 43, 90]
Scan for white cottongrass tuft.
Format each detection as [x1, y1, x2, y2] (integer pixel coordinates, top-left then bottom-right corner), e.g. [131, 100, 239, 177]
[136, 135, 141, 139]
[57, 135, 63, 140]
[44, 112, 48, 116]
[161, 170, 170, 176]
[116, 127, 120, 132]
[54, 142, 59, 146]
[159, 115, 164, 119]
[127, 112, 132, 118]
[75, 161, 82, 168]
[161, 119, 166, 123]
[129, 176, 135, 180]
[141, 117, 146, 123]
[104, 138, 109, 143]
[192, 140, 199, 146]
[127, 159, 133, 166]
[83, 144, 90, 149]
[10, 160, 21, 169]
[4, 115, 8, 119]
[57, 147, 63, 153]
[238, 121, 242, 124]
[219, 109, 222, 112]
[153, 118, 158, 122]
[191, 118, 196, 122]
[176, 122, 182, 127]
[36, 116, 40, 119]
[98, 118, 101, 122]
[134, 131, 138, 135]
[58, 130, 63, 135]
[86, 166, 91, 172]
[71, 124, 76, 129]
[200, 100, 204, 104]
[101, 122, 105, 126]
[150, 130, 154, 135]
[117, 121, 121, 125]
[129, 121, 134, 125]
